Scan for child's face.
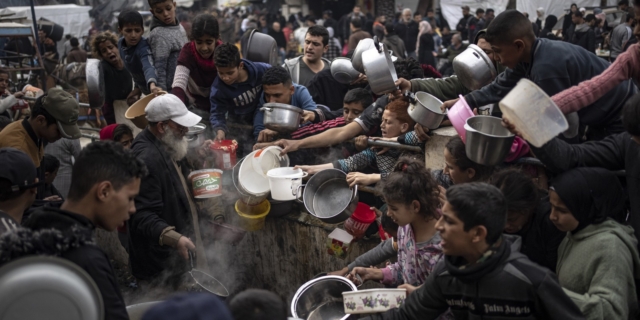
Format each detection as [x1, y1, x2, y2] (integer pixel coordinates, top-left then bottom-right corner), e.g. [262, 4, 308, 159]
[436, 201, 475, 257]
[217, 63, 241, 85]
[385, 200, 419, 227]
[443, 147, 474, 185]
[489, 40, 525, 69]
[45, 168, 58, 185]
[0, 73, 9, 92]
[99, 40, 121, 66]
[263, 83, 294, 104]
[195, 34, 217, 59]
[380, 110, 409, 138]
[342, 102, 364, 124]
[151, 0, 177, 25]
[120, 23, 144, 47]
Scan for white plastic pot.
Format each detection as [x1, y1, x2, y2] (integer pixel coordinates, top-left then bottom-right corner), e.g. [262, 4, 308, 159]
[252, 146, 289, 177]
[266, 167, 307, 201]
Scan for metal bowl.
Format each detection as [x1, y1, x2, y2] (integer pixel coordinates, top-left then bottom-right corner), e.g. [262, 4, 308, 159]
[453, 44, 497, 91]
[242, 29, 279, 66]
[351, 38, 376, 73]
[301, 169, 358, 224]
[86, 58, 105, 109]
[260, 103, 303, 133]
[331, 58, 361, 84]
[408, 92, 446, 129]
[0, 256, 104, 320]
[465, 116, 515, 166]
[291, 275, 357, 320]
[186, 123, 206, 149]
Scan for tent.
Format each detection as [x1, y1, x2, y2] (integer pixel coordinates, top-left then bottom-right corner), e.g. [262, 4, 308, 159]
[517, 0, 618, 23]
[440, 0, 509, 35]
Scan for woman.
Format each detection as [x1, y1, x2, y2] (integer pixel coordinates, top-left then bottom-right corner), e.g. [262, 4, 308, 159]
[417, 21, 436, 68]
[551, 167, 640, 320]
[539, 15, 560, 40]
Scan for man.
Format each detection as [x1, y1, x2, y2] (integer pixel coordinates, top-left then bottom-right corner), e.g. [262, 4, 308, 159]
[0, 88, 80, 202]
[363, 183, 585, 320]
[395, 9, 420, 58]
[620, 0, 633, 23]
[484, 8, 495, 28]
[373, 14, 386, 40]
[128, 94, 202, 287]
[467, 8, 485, 43]
[0, 148, 39, 233]
[438, 33, 467, 76]
[283, 25, 332, 89]
[348, 18, 372, 51]
[382, 22, 407, 59]
[255, 66, 318, 142]
[338, 5, 366, 44]
[570, 11, 596, 53]
[66, 37, 88, 63]
[456, 5, 472, 41]
[20, 141, 147, 320]
[323, 10, 338, 32]
[610, 13, 634, 60]
[268, 22, 287, 64]
[425, 8, 440, 29]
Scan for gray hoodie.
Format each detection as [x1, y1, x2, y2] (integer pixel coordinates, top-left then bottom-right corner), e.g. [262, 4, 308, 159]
[148, 16, 188, 91]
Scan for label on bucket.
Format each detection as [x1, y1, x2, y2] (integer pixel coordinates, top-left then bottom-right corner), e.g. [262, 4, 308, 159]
[223, 153, 231, 169]
[189, 170, 222, 198]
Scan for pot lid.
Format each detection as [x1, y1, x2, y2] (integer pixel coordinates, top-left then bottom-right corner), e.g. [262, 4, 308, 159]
[262, 103, 303, 113]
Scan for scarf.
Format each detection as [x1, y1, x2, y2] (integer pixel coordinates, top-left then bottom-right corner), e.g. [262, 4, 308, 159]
[416, 21, 433, 51]
[99, 123, 118, 140]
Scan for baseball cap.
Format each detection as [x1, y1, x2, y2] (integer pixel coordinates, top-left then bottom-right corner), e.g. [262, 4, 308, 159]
[0, 148, 40, 194]
[41, 88, 81, 139]
[145, 94, 202, 127]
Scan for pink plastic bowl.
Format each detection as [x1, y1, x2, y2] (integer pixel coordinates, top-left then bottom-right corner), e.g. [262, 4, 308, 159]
[448, 95, 474, 142]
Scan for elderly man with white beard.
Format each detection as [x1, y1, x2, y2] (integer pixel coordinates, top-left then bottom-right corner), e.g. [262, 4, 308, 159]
[128, 93, 205, 292]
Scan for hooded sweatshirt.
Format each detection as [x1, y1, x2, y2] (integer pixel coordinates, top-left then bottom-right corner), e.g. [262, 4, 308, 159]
[148, 16, 188, 91]
[382, 33, 408, 59]
[571, 23, 596, 53]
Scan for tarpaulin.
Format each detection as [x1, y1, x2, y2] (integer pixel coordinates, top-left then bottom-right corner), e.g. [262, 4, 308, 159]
[516, 0, 618, 24]
[440, 0, 509, 35]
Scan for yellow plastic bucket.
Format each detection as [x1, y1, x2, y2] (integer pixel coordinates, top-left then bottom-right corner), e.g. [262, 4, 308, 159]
[235, 199, 270, 231]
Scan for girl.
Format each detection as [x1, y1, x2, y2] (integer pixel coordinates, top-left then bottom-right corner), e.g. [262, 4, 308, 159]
[551, 167, 640, 319]
[92, 31, 134, 125]
[172, 14, 223, 118]
[435, 135, 494, 188]
[349, 158, 444, 293]
[100, 123, 134, 149]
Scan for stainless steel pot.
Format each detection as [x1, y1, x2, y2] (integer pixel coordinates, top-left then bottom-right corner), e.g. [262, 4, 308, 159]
[291, 275, 357, 320]
[407, 91, 446, 129]
[261, 103, 303, 133]
[186, 123, 206, 149]
[351, 38, 375, 73]
[330, 57, 360, 84]
[362, 39, 398, 95]
[298, 169, 358, 224]
[86, 58, 105, 109]
[453, 44, 497, 91]
[465, 116, 515, 166]
[241, 30, 279, 66]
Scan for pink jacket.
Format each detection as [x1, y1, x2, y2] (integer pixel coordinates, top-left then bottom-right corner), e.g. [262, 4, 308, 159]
[552, 44, 640, 114]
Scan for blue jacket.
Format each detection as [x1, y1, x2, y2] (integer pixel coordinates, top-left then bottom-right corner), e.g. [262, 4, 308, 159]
[118, 37, 158, 95]
[254, 83, 317, 138]
[209, 59, 271, 133]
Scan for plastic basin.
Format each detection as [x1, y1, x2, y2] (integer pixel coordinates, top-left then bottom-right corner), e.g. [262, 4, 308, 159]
[448, 95, 474, 142]
[235, 199, 270, 231]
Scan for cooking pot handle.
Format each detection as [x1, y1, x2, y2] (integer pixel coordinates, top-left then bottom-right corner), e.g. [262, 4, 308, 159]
[403, 90, 417, 104]
[352, 184, 358, 198]
[295, 184, 305, 204]
[259, 107, 273, 112]
[373, 36, 382, 53]
[213, 214, 225, 223]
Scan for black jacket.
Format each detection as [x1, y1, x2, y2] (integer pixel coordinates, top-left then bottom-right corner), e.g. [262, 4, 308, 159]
[364, 237, 585, 320]
[395, 20, 419, 52]
[530, 132, 640, 247]
[20, 207, 129, 320]
[456, 14, 472, 41]
[268, 29, 287, 49]
[418, 33, 436, 68]
[129, 128, 194, 280]
[570, 24, 596, 53]
[307, 68, 367, 111]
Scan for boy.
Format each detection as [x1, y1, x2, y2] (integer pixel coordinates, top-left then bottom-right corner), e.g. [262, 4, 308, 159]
[20, 141, 147, 320]
[444, 10, 635, 141]
[210, 43, 271, 144]
[42, 153, 63, 201]
[147, 0, 188, 91]
[117, 10, 161, 98]
[365, 183, 585, 320]
[0, 148, 39, 233]
[65, 37, 88, 63]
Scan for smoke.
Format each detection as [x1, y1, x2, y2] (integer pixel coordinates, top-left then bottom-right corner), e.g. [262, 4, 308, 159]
[160, 127, 189, 161]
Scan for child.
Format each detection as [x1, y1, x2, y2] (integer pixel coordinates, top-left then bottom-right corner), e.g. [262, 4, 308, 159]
[42, 153, 63, 201]
[172, 14, 222, 116]
[210, 43, 271, 142]
[117, 10, 160, 100]
[229, 289, 287, 320]
[297, 98, 421, 187]
[91, 31, 134, 124]
[0, 69, 25, 120]
[100, 123, 134, 149]
[435, 135, 494, 188]
[365, 183, 585, 319]
[348, 158, 443, 294]
[147, 0, 188, 91]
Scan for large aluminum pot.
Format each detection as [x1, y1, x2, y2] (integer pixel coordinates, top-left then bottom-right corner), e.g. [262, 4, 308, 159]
[351, 38, 375, 73]
[241, 29, 279, 66]
[86, 58, 105, 109]
[186, 123, 206, 149]
[453, 44, 497, 91]
[363, 41, 398, 95]
[408, 92, 446, 129]
[261, 103, 303, 133]
[465, 116, 515, 166]
[299, 169, 358, 224]
[331, 57, 360, 84]
[291, 275, 357, 320]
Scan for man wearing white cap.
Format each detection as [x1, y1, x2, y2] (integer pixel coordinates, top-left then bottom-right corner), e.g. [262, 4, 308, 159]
[128, 93, 206, 288]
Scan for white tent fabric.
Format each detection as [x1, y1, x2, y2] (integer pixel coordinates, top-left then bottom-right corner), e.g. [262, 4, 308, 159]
[440, 0, 509, 34]
[516, 0, 618, 23]
[0, 5, 91, 39]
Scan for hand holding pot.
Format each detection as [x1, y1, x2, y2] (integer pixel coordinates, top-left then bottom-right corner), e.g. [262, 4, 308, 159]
[295, 164, 332, 175]
[398, 284, 420, 295]
[274, 139, 300, 155]
[501, 117, 523, 138]
[258, 129, 279, 142]
[350, 73, 368, 85]
[414, 124, 431, 142]
[328, 267, 349, 277]
[13, 91, 25, 99]
[440, 98, 459, 113]
[346, 172, 380, 187]
[354, 135, 368, 151]
[395, 78, 411, 92]
[177, 236, 196, 260]
[350, 267, 383, 282]
[301, 110, 315, 123]
[215, 130, 226, 141]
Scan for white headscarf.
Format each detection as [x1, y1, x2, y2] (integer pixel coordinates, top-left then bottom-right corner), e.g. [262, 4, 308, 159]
[416, 21, 432, 51]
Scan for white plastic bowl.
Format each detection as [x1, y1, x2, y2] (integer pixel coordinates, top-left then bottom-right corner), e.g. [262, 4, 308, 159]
[266, 167, 307, 201]
[251, 146, 289, 177]
[238, 150, 271, 195]
[342, 288, 406, 314]
[499, 79, 569, 147]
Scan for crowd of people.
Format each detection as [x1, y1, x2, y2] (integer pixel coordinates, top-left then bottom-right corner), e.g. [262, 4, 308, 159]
[1, 0, 640, 319]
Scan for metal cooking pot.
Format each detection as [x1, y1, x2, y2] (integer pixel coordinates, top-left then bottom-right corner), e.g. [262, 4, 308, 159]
[298, 169, 358, 224]
[330, 57, 360, 84]
[186, 123, 206, 149]
[261, 103, 303, 133]
[362, 38, 398, 95]
[291, 275, 357, 320]
[242, 29, 278, 66]
[465, 116, 515, 166]
[351, 38, 375, 73]
[86, 58, 105, 109]
[453, 44, 497, 91]
[406, 91, 446, 129]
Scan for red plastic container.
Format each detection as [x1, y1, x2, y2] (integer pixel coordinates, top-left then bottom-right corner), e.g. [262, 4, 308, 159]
[344, 202, 377, 239]
[210, 140, 238, 170]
